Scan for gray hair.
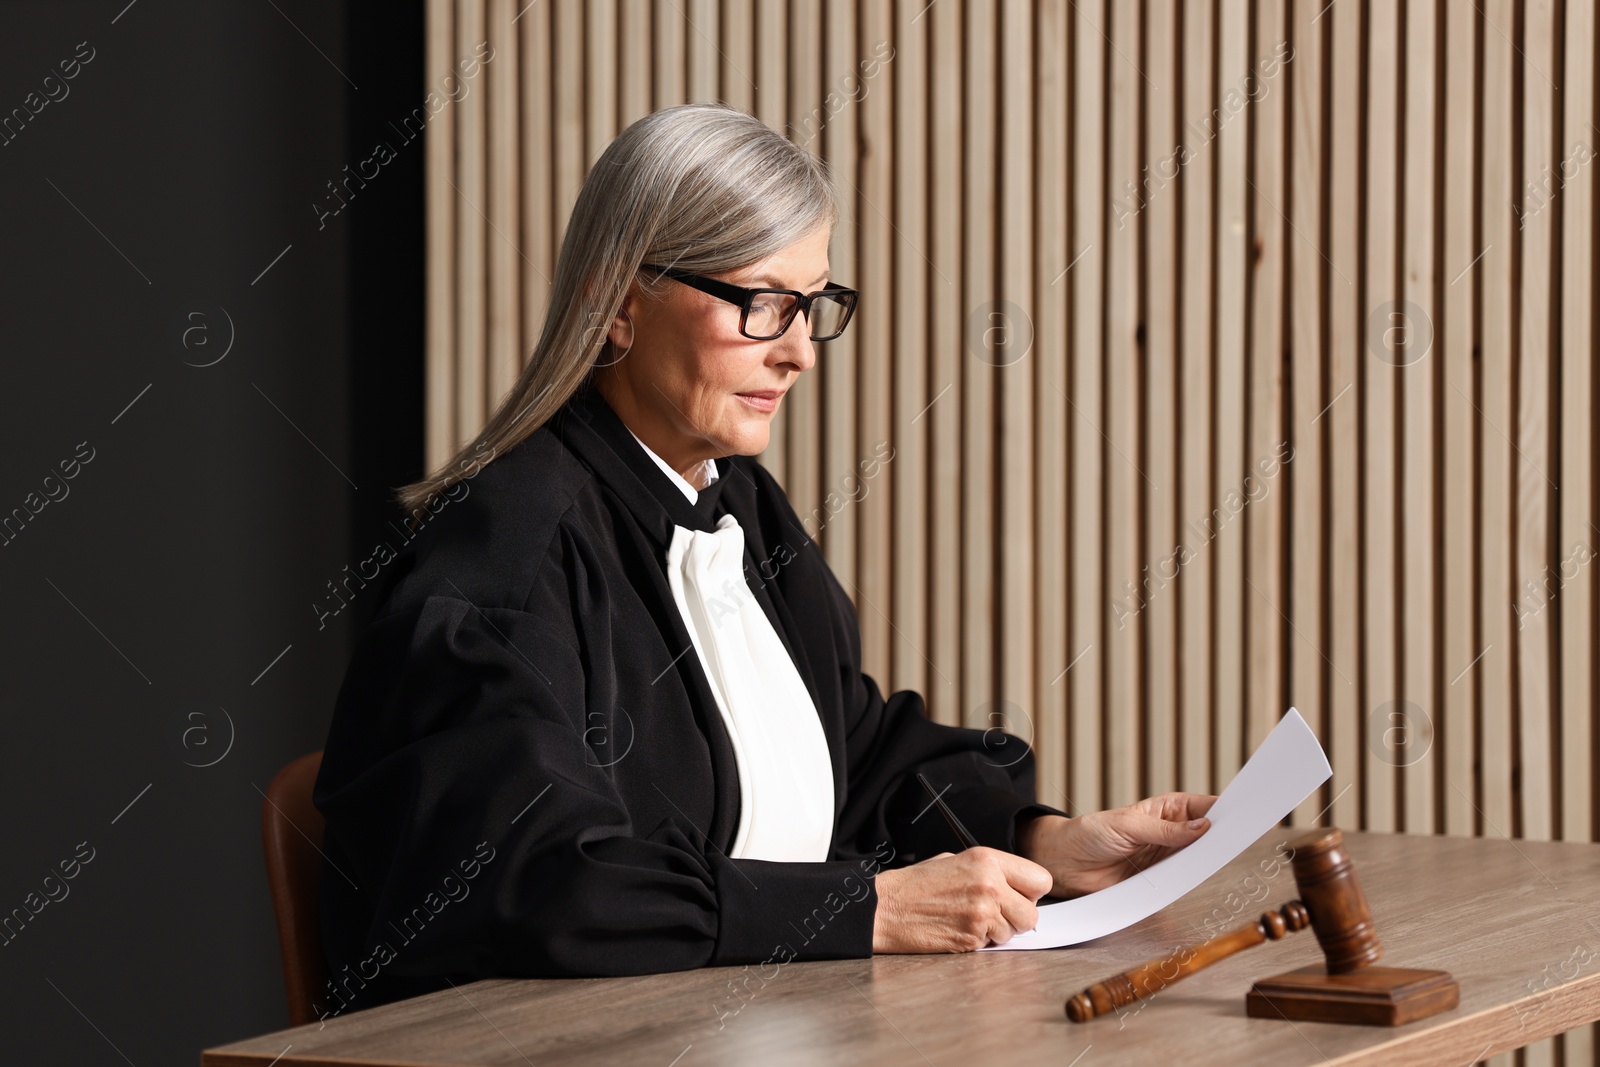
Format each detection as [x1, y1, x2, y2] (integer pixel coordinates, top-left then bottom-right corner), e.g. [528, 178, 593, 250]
[396, 102, 839, 515]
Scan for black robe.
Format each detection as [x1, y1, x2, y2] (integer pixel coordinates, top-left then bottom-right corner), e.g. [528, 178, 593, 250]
[312, 380, 1066, 1018]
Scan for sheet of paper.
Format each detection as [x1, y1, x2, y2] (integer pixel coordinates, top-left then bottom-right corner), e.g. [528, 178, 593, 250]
[982, 706, 1331, 951]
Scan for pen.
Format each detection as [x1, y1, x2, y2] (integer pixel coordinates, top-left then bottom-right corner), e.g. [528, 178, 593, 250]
[916, 772, 981, 850]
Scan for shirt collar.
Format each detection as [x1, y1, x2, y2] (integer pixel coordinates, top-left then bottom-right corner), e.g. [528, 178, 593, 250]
[626, 427, 720, 504]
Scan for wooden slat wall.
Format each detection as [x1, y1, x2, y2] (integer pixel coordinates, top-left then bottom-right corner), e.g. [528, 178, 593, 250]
[425, 3, 1599, 1061]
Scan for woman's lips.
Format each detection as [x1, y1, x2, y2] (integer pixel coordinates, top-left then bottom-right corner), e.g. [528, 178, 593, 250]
[735, 391, 781, 413]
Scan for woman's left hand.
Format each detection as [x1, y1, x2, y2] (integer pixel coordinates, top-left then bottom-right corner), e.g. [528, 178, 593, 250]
[1017, 792, 1219, 899]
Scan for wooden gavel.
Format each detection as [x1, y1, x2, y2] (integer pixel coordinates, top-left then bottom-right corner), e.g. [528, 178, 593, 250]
[1065, 828, 1458, 1026]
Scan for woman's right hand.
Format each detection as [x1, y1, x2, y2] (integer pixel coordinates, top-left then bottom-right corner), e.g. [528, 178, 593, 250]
[870, 848, 1055, 953]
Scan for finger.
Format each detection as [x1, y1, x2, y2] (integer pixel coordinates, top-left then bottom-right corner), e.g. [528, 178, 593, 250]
[981, 920, 1018, 947]
[1122, 810, 1210, 848]
[1142, 792, 1217, 822]
[995, 852, 1055, 900]
[1143, 792, 1216, 821]
[973, 901, 1019, 948]
[994, 887, 1040, 941]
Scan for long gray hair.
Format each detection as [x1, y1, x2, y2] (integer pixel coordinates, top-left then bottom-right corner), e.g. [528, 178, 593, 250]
[396, 102, 839, 515]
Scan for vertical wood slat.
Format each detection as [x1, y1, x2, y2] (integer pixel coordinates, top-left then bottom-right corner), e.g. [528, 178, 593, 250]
[651, 0, 685, 107]
[619, 0, 652, 127]
[1401, 0, 1438, 837]
[1213, 0, 1250, 793]
[753, 0, 788, 491]
[487, 0, 522, 404]
[585, 0, 617, 166]
[425, 0, 457, 471]
[1069, 0, 1106, 813]
[783, 0, 823, 532]
[1248, 2, 1286, 793]
[1288, 0, 1325, 828]
[517, 0, 554, 375]
[1177, 0, 1216, 799]
[1246, 0, 1287, 764]
[891, 1, 928, 714]
[1143, 0, 1178, 799]
[998, 0, 1036, 760]
[1480, 0, 1517, 843]
[455, 0, 488, 441]
[1518, 0, 1557, 848]
[1034, 0, 1070, 806]
[1104, 0, 1142, 807]
[1325, 0, 1362, 833]
[960, 0, 996, 731]
[1442, 0, 1478, 839]
[1364, 0, 1400, 833]
[719, 0, 753, 113]
[927, 0, 963, 727]
[552, 3, 584, 248]
[518, 0, 555, 368]
[857, 0, 893, 701]
[820, 0, 859, 593]
[686, 0, 717, 103]
[424, 11, 1600, 1059]
[752, 2, 785, 134]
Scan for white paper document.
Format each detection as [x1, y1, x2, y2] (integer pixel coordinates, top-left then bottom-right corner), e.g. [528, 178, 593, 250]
[982, 707, 1332, 951]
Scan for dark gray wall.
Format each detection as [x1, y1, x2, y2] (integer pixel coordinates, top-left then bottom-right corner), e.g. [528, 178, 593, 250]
[0, 1, 420, 1061]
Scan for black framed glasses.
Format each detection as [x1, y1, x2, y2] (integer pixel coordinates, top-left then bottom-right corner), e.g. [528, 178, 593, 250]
[639, 263, 859, 341]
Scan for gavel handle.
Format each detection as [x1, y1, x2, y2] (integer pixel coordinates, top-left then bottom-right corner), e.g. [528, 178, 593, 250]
[1064, 900, 1311, 1022]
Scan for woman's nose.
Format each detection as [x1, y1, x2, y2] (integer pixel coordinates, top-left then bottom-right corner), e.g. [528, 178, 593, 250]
[778, 322, 817, 372]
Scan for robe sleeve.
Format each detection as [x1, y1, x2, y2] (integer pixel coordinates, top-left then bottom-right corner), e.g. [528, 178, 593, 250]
[816, 549, 1073, 866]
[315, 530, 882, 990]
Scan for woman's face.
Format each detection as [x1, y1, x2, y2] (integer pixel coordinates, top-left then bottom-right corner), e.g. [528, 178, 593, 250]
[596, 224, 830, 480]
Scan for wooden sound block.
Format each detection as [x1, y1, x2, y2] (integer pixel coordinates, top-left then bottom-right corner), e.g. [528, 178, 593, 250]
[1246, 964, 1460, 1026]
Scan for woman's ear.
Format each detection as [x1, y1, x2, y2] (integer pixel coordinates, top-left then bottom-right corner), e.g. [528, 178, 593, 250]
[606, 283, 641, 356]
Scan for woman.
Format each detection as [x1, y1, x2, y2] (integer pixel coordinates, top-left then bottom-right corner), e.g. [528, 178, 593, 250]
[313, 102, 1215, 1019]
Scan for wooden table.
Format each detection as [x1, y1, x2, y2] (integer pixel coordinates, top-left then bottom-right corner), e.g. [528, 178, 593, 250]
[205, 830, 1600, 1066]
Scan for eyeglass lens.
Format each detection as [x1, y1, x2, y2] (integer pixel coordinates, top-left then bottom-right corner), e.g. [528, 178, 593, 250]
[745, 290, 852, 340]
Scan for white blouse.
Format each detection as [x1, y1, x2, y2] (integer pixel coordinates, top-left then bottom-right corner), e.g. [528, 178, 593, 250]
[627, 429, 837, 863]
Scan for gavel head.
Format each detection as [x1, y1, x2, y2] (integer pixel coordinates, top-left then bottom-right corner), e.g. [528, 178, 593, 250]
[1289, 828, 1384, 973]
